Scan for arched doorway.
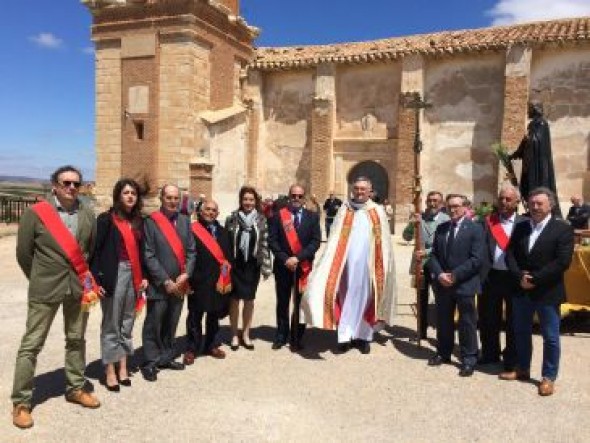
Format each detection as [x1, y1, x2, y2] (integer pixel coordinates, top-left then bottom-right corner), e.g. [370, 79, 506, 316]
[347, 161, 389, 203]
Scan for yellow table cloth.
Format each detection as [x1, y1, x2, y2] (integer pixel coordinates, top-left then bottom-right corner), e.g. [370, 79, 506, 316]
[563, 245, 590, 315]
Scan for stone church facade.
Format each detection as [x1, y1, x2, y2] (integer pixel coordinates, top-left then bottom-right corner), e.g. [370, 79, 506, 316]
[84, 1, 590, 220]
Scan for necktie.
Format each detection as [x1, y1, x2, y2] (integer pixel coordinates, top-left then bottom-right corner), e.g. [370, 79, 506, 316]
[208, 224, 216, 238]
[294, 211, 300, 230]
[446, 222, 457, 257]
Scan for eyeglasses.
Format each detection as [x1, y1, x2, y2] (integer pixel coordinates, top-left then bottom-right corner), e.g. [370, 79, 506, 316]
[290, 194, 305, 199]
[60, 181, 81, 189]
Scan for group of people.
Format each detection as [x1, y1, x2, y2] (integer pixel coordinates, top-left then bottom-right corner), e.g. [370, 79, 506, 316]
[9, 163, 575, 430]
[409, 184, 574, 396]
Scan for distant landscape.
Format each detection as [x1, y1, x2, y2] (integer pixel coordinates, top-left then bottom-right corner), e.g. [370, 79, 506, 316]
[0, 176, 48, 199]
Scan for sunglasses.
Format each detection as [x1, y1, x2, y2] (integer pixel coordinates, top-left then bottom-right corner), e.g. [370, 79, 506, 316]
[290, 194, 305, 199]
[60, 180, 81, 189]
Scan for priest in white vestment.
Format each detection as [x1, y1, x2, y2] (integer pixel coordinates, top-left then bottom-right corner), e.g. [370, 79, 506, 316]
[303, 177, 396, 353]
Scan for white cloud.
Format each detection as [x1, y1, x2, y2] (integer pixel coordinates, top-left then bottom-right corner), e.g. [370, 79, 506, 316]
[488, 0, 590, 26]
[29, 32, 63, 49]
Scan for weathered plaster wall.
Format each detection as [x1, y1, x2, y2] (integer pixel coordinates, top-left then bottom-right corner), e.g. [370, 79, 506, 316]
[208, 115, 248, 216]
[530, 45, 590, 202]
[335, 63, 401, 139]
[423, 53, 505, 204]
[260, 70, 314, 196]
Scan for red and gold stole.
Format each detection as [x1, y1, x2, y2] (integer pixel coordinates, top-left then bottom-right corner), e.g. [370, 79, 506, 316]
[486, 213, 510, 251]
[191, 222, 232, 294]
[322, 206, 385, 329]
[31, 201, 99, 311]
[150, 211, 188, 294]
[323, 208, 354, 329]
[111, 214, 145, 313]
[279, 208, 312, 294]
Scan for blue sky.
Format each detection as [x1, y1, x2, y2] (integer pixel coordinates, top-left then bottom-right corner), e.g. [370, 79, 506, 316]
[0, 0, 588, 180]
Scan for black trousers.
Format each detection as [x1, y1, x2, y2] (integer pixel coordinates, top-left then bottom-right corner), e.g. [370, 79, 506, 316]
[186, 296, 220, 353]
[418, 271, 433, 338]
[435, 292, 478, 366]
[274, 268, 306, 344]
[142, 297, 184, 369]
[478, 269, 516, 369]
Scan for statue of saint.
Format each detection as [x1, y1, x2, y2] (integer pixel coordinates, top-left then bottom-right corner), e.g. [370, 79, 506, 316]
[510, 101, 561, 216]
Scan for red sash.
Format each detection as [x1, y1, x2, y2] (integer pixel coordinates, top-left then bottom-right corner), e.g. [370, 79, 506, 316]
[486, 213, 510, 251]
[191, 222, 232, 294]
[111, 215, 145, 314]
[31, 201, 99, 311]
[279, 208, 312, 293]
[150, 212, 186, 274]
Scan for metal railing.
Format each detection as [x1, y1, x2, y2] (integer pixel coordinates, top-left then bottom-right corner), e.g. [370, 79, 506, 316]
[0, 196, 40, 223]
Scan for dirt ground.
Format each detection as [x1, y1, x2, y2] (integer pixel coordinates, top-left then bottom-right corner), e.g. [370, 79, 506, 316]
[0, 232, 589, 442]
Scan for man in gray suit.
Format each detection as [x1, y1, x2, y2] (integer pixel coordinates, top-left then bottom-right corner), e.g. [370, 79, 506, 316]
[142, 184, 196, 381]
[12, 165, 100, 429]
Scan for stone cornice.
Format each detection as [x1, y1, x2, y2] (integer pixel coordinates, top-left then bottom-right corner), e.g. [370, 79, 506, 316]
[85, 0, 257, 44]
[251, 17, 590, 71]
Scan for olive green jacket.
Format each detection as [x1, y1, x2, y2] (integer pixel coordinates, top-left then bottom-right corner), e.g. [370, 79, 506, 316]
[16, 198, 96, 303]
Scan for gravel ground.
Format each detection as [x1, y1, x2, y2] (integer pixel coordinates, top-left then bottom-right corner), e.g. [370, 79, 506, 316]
[0, 233, 589, 442]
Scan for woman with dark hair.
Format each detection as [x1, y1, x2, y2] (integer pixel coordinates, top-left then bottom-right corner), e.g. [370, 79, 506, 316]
[91, 178, 147, 391]
[225, 186, 272, 350]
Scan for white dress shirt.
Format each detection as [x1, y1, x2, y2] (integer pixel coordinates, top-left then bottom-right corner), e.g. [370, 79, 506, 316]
[492, 213, 516, 271]
[528, 214, 552, 252]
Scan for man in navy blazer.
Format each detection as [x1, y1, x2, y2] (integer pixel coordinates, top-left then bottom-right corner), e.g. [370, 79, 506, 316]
[268, 184, 321, 350]
[428, 194, 484, 376]
[502, 187, 574, 396]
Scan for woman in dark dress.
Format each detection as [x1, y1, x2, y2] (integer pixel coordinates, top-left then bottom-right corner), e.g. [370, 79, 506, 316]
[91, 178, 147, 391]
[225, 186, 272, 350]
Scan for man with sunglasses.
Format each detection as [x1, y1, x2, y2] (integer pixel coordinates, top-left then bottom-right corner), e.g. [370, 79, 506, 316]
[11, 165, 100, 429]
[268, 184, 321, 351]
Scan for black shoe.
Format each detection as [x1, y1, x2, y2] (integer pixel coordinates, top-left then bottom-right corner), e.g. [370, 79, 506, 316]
[119, 379, 131, 387]
[337, 342, 352, 353]
[240, 337, 255, 351]
[357, 340, 371, 354]
[477, 357, 501, 365]
[158, 361, 185, 371]
[141, 367, 158, 382]
[272, 341, 285, 350]
[230, 344, 239, 351]
[428, 354, 451, 366]
[459, 364, 475, 377]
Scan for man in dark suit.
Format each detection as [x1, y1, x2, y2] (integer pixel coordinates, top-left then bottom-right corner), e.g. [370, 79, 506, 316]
[427, 194, 484, 377]
[566, 195, 590, 229]
[142, 184, 196, 381]
[502, 187, 574, 396]
[268, 184, 321, 350]
[478, 184, 526, 370]
[186, 199, 233, 360]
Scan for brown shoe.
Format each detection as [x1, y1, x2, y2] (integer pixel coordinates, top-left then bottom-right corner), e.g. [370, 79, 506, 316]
[498, 369, 530, 381]
[183, 351, 196, 366]
[538, 378, 555, 396]
[12, 404, 33, 429]
[208, 347, 226, 359]
[66, 389, 101, 409]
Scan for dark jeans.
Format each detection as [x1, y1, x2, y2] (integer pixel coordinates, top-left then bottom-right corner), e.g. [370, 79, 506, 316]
[186, 297, 220, 353]
[435, 292, 478, 366]
[142, 297, 184, 369]
[274, 268, 306, 344]
[478, 269, 516, 369]
[512, 296, 561, 380]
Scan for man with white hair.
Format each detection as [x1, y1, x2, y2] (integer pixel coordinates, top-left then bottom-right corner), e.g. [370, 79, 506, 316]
[304, 177, 396, 354]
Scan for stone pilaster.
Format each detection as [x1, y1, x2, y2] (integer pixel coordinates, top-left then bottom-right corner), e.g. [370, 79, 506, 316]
[500, 46, 532, 184]
[310, 63, 336, 200]
[94, 39, 122, 210]
[395, 55, 425, 223]
[190, 160, 215, 198]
